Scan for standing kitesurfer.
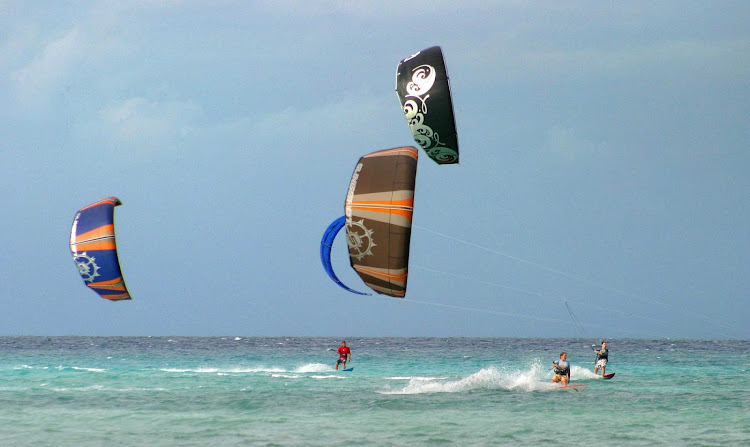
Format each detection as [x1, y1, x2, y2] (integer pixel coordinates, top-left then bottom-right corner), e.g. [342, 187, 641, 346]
[552, 352, 570, 386]
[594, 340, 608, 377]
[335, 340, 351, 370]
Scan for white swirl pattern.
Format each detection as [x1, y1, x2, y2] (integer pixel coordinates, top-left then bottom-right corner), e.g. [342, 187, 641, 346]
[403, 64, 458, 163]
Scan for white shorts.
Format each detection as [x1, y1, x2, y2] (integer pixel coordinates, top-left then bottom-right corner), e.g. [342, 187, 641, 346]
[596, 359, 608, 368]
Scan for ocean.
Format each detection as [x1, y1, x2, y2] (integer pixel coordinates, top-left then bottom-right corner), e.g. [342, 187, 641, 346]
[1, 337, 747, 446]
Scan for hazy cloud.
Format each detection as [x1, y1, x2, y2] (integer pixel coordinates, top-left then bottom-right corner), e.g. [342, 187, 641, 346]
[544, 125, 602, 161]
[251, 88, 395, 145]
[98, 97, 203, 144]
[254, 0, 490, 18]
[473, 37, 750, 82]
[10, 28, 84, 106]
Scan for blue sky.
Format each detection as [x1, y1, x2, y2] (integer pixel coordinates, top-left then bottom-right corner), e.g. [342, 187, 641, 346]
[1, 1, 747, 338]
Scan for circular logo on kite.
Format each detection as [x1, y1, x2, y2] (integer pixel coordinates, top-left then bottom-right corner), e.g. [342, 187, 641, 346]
[346, 219, 376, 261]
[73, 251, 101, 282]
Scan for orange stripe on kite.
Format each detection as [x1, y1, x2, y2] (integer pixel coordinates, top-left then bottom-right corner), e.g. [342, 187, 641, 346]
[90, 285, 128, 293]
[354, 266, 408, 281]
[89, 277, 125, 286]
[364, 147, 419, 159]
[350, 206, 414, 221]
[74, 225, 116, 242]
[78, 197, 120, 212]
[74, 240, 117, 251]
[350, 197, 414, 208]
[363, 282, 406, 297]
[101, 293, 131, 300]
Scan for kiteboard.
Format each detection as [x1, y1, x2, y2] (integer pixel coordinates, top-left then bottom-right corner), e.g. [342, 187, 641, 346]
[546, 384, 587, 392]
[602, 372, 615, 380]
[341, 367, 353, 372]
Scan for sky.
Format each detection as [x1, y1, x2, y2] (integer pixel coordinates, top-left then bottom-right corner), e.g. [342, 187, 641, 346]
[1, 1, 748, 338]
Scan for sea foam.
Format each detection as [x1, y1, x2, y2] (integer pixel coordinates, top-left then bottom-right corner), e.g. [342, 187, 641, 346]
[294, 363, 333, 373]
[381, 364, 556, 394]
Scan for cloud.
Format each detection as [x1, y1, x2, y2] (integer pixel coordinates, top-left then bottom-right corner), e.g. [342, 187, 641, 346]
[249, 87, 397, 146]
[0, 23, 40, 70]
[470, 36, 750, 83]
[543, 39, 748, 78]
[9, 28, 84, 106]
[544, 125, 602, 161]
[97, 97, 203, 145]
[254, 0, 490, 18]
[4, 1, 175, 110]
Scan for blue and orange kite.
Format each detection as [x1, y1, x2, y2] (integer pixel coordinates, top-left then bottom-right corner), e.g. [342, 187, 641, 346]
[69, 197, 132, 301]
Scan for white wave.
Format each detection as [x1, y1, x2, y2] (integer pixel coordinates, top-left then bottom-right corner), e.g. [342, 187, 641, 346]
[15, 365, 34, 370]
[310, 375, 346, 379]
[51, 385, 106, 392]
[226, 367, 286, 373]
[387, 376, 444, 381]
[71, 366, 106, 373]
[112, 387, 170, 392]
[54, 365, 106, 373]
[294, 363, 332, 373]
[570, 365, 605, 380]
[234, 337, 242, 340]
[50, 385, 172, 393]
[160, 366, 286, 374]
[380, 363, 556, 395]
[272, 374, 301, 379]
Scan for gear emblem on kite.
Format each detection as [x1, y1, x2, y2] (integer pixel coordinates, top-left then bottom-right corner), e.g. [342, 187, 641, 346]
[346, 219, 376, 261]
[73, 251, 101, 282]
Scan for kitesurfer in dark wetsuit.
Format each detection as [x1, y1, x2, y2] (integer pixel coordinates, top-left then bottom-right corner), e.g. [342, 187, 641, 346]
[335, 340, 351, 370]
[551, 352, 570, 386]
[594, 341, 608, 377]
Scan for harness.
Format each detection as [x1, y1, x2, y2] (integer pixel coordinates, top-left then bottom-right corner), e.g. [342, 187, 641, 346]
[554, 363, 569, 376]
[597, 349, 608, 361]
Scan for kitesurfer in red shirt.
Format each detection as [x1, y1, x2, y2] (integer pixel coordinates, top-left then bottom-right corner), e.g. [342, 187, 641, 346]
[335, 340, 351, 370]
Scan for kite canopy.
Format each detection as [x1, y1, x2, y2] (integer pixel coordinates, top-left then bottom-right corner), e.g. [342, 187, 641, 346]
[344, 147, 418, 297]
[320, 216, 371, 296]
[395, 46, 459, 165]
[69, 197, 132, 301]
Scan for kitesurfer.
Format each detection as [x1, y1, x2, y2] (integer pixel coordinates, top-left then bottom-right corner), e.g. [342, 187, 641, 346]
[335, 340, 351, 370]
[594, 341, 609, 377]
[551, 352, 570, 386]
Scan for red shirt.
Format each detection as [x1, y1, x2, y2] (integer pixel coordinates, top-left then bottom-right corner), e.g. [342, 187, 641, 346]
[337, 346, 350, 358]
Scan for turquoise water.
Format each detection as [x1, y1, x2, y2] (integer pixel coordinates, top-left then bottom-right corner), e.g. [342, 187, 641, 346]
[1, 337, 747, 446]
